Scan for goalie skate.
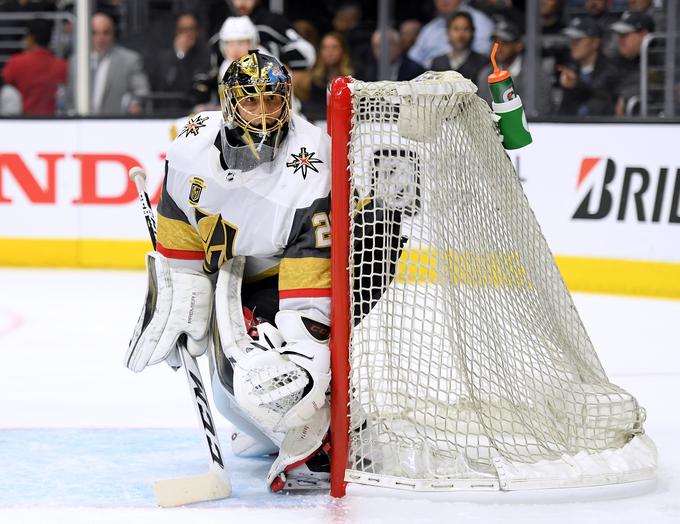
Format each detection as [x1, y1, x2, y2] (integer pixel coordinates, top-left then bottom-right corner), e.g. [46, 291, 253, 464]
[270, 443, 331, 492]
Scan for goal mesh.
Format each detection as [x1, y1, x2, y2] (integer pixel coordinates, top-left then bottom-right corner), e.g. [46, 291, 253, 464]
[338, 72, 655, 491]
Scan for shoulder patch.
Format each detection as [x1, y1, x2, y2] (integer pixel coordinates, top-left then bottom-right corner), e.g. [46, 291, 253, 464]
[285, 147, 323, 180]
[178, 114, 209, 138]
[188, 177, 206, 206]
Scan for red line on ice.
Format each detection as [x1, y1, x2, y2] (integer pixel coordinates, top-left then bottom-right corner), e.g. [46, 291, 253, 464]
[0, 309, 25, 338]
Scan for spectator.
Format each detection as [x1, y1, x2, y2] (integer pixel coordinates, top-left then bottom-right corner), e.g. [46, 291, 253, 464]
[147, 13, 210, 114]
[293, 19, 321, 51]
[541, 0, 565, 35]
[627, 0, 664, 33]
[216, 16, 263, 80]
[399, 19, 422, 54]
[2, 19, 67, 116]
[584, 0, 619, 58]
[361, 29, 426, 82]
[431, 11, 490, 87]
[476, 20, 553, 115]
[67, 12, 150, 115]
[0, 76, 22, 115]
[541, 0, 569, 66]
[557, 16, 619, 116]
[231, 0, 315, 70]
[301, 31, 353, 123]
[0, 1, 56, 59]
[291, 20, 321, 103]
[611, 10, 655, 115]
[409, 0, 494, 69]
[332, 2, 372, 77]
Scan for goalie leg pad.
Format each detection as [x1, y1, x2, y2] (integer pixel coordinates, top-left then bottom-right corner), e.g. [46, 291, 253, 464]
[231, 428, 279, 457]
[125, 252, 213, 372]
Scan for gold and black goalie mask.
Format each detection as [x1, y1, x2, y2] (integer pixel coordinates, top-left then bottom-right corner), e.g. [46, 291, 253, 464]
[218, 51, 292, 165]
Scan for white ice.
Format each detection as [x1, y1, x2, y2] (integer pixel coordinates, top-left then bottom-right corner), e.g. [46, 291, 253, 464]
[0, 268, 678, 524]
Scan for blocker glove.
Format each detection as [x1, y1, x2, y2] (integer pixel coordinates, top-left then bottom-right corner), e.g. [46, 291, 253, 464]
[125, 252, 213, 372]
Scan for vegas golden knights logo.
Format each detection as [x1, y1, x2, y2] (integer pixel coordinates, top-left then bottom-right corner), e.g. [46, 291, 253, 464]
[195, 208, 238, 274]
[189, 177, 206, 206]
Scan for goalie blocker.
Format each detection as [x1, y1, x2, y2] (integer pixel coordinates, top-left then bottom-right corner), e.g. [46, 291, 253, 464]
[126, 251, 213, 372]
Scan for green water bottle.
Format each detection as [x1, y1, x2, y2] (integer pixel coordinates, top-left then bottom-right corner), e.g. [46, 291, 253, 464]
[487, 43, 532, 150]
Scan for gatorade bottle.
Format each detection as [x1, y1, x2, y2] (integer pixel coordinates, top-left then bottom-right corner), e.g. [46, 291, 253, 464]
[487, 42, 532, 150]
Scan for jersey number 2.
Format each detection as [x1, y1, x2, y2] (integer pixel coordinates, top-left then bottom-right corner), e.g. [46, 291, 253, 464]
[312, 212, 331, 248]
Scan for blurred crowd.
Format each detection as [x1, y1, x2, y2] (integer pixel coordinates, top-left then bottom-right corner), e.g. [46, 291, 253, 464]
[0, 0, 675, 120]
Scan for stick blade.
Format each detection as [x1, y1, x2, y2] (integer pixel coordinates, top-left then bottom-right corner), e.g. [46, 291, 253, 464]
[154, 469, 232, 507]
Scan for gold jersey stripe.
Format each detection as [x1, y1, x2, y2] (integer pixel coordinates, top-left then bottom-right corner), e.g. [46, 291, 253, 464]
[244, 264, 280, 284]
[157, 215, 204, 252]
[279, 257, 331, 291]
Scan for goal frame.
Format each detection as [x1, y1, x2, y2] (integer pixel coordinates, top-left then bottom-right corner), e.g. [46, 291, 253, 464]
[325, 74, 656, 499]
[328, 76, 352, 498]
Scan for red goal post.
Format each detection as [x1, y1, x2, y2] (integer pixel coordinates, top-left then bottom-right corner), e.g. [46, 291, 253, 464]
[328, 76, 352, 498]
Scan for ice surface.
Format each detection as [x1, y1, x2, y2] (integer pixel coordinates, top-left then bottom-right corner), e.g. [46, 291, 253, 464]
[0, 268, 678, 523]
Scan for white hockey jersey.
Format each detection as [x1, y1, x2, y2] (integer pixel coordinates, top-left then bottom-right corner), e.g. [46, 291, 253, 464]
[157, 111, 331, 321]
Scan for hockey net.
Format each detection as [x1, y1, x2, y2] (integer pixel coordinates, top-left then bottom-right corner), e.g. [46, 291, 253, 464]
[327, 72, 656, 497]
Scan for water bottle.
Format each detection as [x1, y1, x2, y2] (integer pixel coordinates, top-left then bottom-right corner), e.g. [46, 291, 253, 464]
[487, 43, 532, 150]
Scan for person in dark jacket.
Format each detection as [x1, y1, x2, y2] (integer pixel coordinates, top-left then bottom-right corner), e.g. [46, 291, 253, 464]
[557, 16, 619, 116]
[147, 13, 210, 114]
[610, 10, 655, 116]
[584, 0, 619, 57]
[301, 31, 353, 123]
[431, 11, 489, 87]
[360, 29, 426, 82]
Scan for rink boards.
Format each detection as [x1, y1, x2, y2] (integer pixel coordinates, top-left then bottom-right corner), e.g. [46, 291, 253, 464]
[0, 118, 678, 298]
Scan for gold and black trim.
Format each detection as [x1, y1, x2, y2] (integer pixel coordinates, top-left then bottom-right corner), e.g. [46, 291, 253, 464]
[279, 257, 331, 292]
[158, 162, 192, 224]
[195, 208, 239, 274]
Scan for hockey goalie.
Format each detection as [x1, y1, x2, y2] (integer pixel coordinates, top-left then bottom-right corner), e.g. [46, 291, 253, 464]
[125, 51, 332, 491]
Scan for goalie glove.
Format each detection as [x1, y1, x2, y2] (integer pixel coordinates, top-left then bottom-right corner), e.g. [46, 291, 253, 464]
[230, 311, 330, 433]
[273, 310, 331, 429]
[125, 252, 213, 373]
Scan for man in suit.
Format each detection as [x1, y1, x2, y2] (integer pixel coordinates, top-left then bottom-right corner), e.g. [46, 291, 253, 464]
[360, 29, 426, 82]
[70, 12, 150, 115]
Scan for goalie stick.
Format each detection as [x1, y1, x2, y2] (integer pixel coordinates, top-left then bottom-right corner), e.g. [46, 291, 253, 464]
[129, 166, 232, 507]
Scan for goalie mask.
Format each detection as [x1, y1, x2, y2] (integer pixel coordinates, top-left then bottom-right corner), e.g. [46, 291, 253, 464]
[218, 51, 292, 171]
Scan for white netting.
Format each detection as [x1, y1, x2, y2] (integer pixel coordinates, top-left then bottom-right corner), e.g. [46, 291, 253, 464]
[343, 71, 655, 490]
